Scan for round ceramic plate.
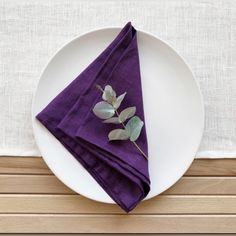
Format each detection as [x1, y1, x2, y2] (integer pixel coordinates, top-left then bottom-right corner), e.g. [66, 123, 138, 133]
[32, 27, 204, 203]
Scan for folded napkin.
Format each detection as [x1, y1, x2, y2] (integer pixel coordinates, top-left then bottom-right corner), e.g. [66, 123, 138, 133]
[36, 22, 150, 212]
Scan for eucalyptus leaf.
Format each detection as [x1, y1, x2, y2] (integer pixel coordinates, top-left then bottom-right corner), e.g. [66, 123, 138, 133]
[119, 106, 136, 123]
[113, 92, 127, 109]
[103, 117, 121, 124]
[93, 101, 115, 119]
[108, 129, 130, 141]
[125, 116, 144, 141]
[102, 85, 116, 103]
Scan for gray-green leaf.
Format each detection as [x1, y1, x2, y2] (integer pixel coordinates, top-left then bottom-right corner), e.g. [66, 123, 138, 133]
[103, 117, 121, 124]
[102, 85, 116, 103]
[125, 116, 144, 141]
[113, 92, 126, 109]
[93, 101, 115, 119]
[108, 129, 130, 141]
[119, 107, 136, 123]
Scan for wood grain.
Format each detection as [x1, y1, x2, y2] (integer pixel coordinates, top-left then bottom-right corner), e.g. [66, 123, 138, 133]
[0, 194, 235, 214]
[185, 159, 236, 176]
[1, 156, 236, 176]
[164, 177, 236, 195]
[0, 175, 74, 193]
[1, 175, 236, 195]
[0, 157, 236, 233]
[0, 156, 51, 174]
[0, 214, 236, 233]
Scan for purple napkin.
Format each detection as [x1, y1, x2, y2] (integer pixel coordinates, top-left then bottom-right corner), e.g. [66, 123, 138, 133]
[36, 22, 150, 212]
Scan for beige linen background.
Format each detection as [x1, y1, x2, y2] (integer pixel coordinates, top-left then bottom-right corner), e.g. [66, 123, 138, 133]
[0, 0, 235, 157]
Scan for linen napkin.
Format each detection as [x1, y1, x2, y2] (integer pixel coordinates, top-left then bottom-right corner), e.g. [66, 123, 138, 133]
[36, 22, 150, 212]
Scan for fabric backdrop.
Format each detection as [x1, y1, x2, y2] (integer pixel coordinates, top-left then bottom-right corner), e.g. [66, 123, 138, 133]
[0, 0, 235, 158]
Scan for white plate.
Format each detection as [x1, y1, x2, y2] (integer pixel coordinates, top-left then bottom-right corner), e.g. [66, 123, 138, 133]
[32, 27, 204, 203]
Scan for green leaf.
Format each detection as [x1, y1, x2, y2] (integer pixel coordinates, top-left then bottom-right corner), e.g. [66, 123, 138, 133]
[125, 116, 144, 142]
[103, 117, 121, 124]
[102, 85, 116, 103]
[113, 92, 126, 109]
[93, 101, 115, 119]
[119, 107, 136, 123]
[108, 129, 130, 141]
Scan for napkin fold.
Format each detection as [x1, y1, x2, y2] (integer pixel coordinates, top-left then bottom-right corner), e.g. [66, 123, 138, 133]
[36, 22, 150, 212]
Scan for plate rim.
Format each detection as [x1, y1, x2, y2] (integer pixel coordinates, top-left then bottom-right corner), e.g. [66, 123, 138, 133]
[32, 25, 205, 204]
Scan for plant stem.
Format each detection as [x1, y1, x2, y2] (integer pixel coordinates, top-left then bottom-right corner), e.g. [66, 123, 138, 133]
[115, 110, 148, 160]
[132, 141, 148, 159]
[95, 84, 148, 160]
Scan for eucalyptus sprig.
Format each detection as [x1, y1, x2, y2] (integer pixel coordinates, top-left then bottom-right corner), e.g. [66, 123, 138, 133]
[93, 84, 148, 159]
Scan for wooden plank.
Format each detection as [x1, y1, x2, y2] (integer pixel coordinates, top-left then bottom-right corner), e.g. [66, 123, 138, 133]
[0, 194, 236, 214]
[1, 156, 236, 176]
[0, 157, 235, 234]
[0, 214, 236, 233]
[0, 175, 74, 193]
[185, 159, 236, 176]
[164, 177, 236, 195]
[0, 156, 51, 175]
[1, 175, 236, 194]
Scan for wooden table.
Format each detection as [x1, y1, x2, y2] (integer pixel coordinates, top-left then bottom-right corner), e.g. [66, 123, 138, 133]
[0, 157, 236, 233]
